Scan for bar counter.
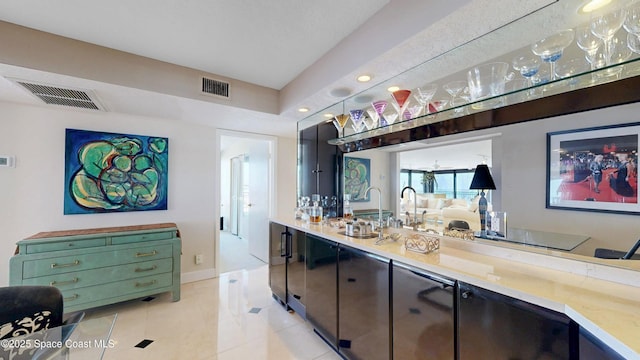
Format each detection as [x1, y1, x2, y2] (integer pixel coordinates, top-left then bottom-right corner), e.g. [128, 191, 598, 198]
[271, 217, 640, 359]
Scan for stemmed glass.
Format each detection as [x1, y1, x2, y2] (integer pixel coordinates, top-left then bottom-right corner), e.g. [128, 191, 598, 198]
[363, 111, 378, 131]
[349, 109, 366, 133]
[332, 114, 350, 138]
[576, 25, 602, 70]
[531, 29, 575, 81]
[590, 6, 627, 66]
[372, 100, 388, 126]
[391, 90, 412, 121]
[624, 1, 640, 73]
[413, 84, 438, 115]
[591, 31, 632, 79]
[442, 81, 467, 112]
[512, 54, 541, 96]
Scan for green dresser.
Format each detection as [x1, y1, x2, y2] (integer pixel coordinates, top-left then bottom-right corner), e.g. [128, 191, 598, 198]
[10, 223, 181, 313]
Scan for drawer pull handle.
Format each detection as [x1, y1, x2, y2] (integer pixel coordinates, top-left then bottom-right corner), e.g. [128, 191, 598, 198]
[51, 260, 80, 269]
[50, 277, 78, 286]
[64, 294, 79, 302]
[135, 265, 158, 272]
[135, 280, 157, 288]
[135, 250, 158, 257]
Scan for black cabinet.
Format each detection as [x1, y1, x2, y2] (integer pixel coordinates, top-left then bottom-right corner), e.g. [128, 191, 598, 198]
[392, 261, 455, 360]
[305, 234, 339, 349]
[579, 326, 625, 360]
[298, 122, 343, 212]
[457, 282, 573, 359]
[338, 245, 390, 360]
[268, 222, 305, 315]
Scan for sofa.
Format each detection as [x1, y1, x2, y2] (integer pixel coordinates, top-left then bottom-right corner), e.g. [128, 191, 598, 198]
[400, 193, 487, 231]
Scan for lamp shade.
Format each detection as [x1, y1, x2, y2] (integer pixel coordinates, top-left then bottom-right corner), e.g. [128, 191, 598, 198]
[469, 164, 496, 190]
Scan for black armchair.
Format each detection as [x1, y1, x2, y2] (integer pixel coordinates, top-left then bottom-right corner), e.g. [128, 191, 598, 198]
[0, 286, 64, 340]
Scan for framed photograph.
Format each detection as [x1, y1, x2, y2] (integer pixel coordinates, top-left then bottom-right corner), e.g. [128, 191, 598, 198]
[64, 129, 169, 214]
[344, 156, 371, 202]
[546, 122, 639, 215]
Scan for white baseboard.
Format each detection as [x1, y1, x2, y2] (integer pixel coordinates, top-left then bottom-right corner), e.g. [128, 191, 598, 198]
[181, 268, 217, 283]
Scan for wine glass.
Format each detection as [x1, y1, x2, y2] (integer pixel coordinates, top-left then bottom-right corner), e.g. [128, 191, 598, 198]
[591, 31, 632, 80]
[413, 84, 438, 115]
[576, 25, 602, 70]
[590, 7, 627, 66]
[623, 1, 640, 36]
[531, 29, 575, 81]
[332, 114, 350, 138]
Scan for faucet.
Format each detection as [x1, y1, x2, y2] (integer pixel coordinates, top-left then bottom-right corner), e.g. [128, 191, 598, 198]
[401, 186, 418, 229]
[365, 186, 384, 241]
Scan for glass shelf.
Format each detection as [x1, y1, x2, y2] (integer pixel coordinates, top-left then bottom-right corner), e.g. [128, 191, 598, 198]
[299, 0, 640, 147]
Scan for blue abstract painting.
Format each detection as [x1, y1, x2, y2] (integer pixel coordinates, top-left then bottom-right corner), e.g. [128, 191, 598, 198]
[64, 129, 169, 214]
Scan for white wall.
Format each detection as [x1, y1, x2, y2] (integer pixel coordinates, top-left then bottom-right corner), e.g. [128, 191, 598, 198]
[0, 101, 296, 285]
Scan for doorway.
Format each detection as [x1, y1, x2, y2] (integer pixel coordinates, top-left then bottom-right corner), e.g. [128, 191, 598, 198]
[217, 131, 276, 275]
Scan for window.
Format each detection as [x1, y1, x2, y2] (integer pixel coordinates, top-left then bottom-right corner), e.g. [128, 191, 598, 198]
[400, 168, 477, 199]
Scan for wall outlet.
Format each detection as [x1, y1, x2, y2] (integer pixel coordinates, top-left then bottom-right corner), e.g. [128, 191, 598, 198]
[195, 254, 204, 265]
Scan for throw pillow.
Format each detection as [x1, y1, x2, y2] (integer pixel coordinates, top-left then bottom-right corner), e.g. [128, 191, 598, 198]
[468, 196, 480, 212]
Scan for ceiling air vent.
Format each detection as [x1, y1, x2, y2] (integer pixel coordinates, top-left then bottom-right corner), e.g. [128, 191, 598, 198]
[201, 77, 230, 99]
[13, 80, 105, 111]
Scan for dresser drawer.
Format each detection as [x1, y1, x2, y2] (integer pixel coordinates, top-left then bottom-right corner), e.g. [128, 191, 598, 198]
[21, 243, 173, 278]
[21, 258, 173, 289]
[111, 231, 175, 245]
[26, 237, 107, 254]
[61, 273, 173, 307]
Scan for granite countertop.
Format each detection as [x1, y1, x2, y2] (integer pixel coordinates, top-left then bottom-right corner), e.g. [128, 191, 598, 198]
[271, 217, 640, 359]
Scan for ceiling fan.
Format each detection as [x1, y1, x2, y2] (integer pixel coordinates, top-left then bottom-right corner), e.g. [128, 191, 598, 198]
[419, 160, 453, 171]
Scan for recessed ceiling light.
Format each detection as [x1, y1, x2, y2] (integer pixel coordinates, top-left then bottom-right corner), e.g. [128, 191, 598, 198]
[298, 107, 310, 113]
[579, 0, 612, 13]
[357, 74, 372, 82]
[387, 86, 400, 92]
[323, 113, 334, 119]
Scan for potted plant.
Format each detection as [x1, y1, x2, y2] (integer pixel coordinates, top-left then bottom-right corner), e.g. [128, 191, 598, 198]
[422, 171, 437, 193]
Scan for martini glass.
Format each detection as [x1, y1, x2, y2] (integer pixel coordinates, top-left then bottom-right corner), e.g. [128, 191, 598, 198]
[590, 7, 627, 66]
[332, 114, 350, 138]
[365, 108, 380, 130]
[413, 84, 438, 115]
[442, 80, 467, 105]
[531, 29, 575, 81]
[372, 100, 388, 126]
[349, 109, 365, 132]
[426, 99, 449, 120]
[391, 89, 411, 120]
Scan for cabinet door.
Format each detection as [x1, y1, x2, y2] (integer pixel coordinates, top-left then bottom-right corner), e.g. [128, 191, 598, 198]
[457, 282, 572, 360]
[338, 245, 390, 360]
[392, 262, 454, 360]
[268, 222, 287, 306]
[286, 229, 306, 315]
[299, 126, 318, 198]
[316, 122, 340, 198]
[305, 234, 338, 349]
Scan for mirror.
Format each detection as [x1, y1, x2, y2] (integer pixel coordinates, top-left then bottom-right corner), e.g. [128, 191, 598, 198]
[346, 99, 640, 271]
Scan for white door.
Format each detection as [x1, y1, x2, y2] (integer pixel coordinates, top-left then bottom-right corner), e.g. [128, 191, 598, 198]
[246, 140, 270, 262]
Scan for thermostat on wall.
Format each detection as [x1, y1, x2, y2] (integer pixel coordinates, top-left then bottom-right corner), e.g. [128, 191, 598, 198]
[0, 155, 15, 167]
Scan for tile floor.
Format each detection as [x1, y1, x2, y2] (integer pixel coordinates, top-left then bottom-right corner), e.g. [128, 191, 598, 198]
[84, 265, 340, 360]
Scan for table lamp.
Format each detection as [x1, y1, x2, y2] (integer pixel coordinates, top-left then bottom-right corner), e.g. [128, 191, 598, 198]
[469, 164, 496, 233]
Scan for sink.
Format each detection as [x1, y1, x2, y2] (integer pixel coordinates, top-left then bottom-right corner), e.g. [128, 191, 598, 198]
[338, 231, 379, 239]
